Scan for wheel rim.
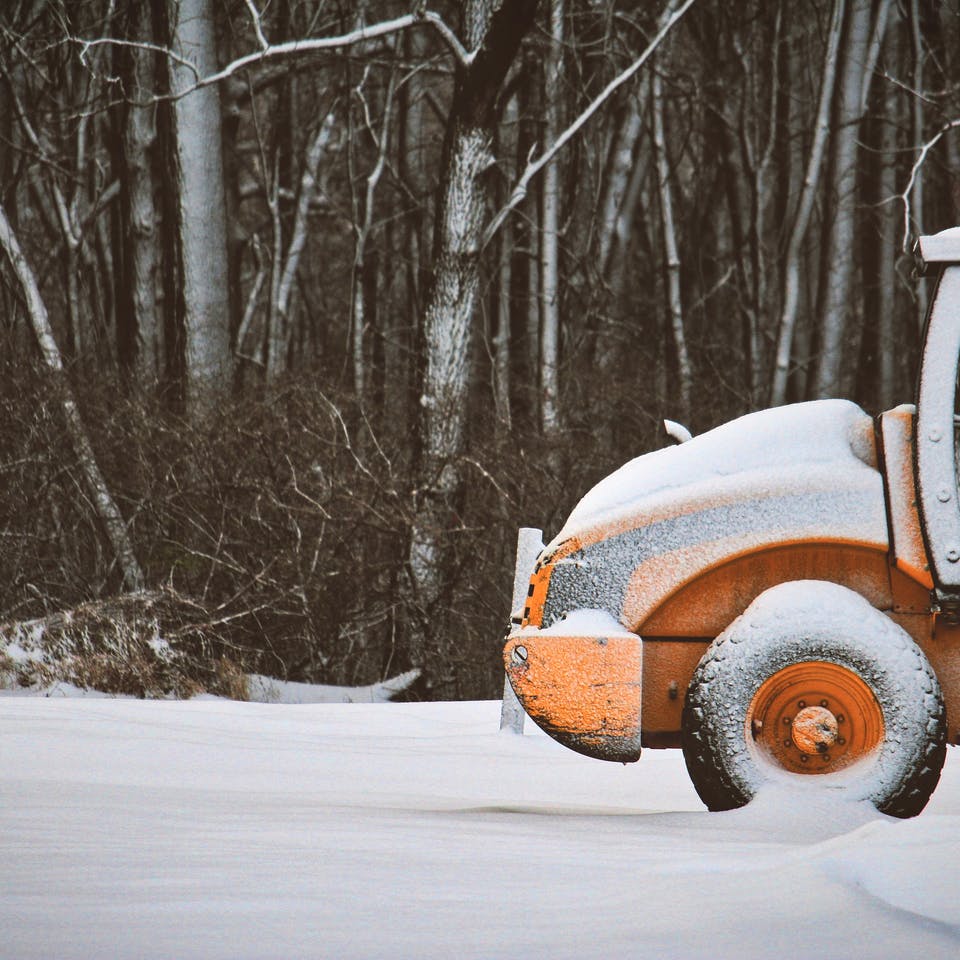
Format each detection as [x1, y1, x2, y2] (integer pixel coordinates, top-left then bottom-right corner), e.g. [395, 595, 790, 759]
[746, 661, 884, 775]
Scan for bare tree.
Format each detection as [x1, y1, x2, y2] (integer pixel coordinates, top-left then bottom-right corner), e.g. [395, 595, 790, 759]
[408, 0, 540, 643]
[539, 0, 564, 437]
[652, 68, 691, 422]
[811, 0, 874, 399]
[116, 2, 163, 386]
[0, 202, 144, 592]
[165, 0, 232, 414]
[769, 0, 846, 406]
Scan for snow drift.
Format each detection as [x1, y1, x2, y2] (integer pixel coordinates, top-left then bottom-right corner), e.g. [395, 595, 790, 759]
[1, 697, 957, 959]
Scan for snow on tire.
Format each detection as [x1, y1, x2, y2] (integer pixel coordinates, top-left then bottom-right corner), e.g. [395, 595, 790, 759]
[681, 580, 947, 819]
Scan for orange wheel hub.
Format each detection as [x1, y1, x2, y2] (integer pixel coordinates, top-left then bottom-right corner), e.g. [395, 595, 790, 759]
[746, 661, 884, 775]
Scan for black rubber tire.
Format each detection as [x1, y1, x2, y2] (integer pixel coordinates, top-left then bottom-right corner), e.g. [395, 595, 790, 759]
[681, 581, 947, 819]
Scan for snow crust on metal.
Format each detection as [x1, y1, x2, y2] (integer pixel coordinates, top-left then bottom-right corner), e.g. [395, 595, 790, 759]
[512, 607, 633, 638]
[915, 265, 960, 594]
[530, 400, 888, 632]
[700, 580, 945, 810]
[559, 399, 878, 539]
[918, 227, 960, 264]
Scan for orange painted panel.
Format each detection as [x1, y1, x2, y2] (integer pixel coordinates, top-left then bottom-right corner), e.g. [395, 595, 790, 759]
[640, 640, 708, 746]
[879, 407, 935, 596]
[638, 543, 894, 638]
[504, 633, 642, 761]
[921, 620, 960, 744]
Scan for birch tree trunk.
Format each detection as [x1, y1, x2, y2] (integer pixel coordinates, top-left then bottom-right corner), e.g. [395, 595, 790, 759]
[408, 0, 539, 670]
[877, 20, 901, 411]
[811, 0, 872, 399]
[166, 0, 232, 415]
[597, 97, 643, 281]
[265, 114, 334, 384]
[0, 202, 144, 593]
[350, 74, 395, 404]
[595, 98, 647, 380]
[539, 0, 563, 438]
[118, 1, 162, 386]
[909, 0, 928, 332]
[769, 0, 845, 406]
[493, 94, 517, 433]
[652, 71, 691, 423]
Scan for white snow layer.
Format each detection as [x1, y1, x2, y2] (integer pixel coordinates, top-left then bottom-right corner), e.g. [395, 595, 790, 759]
[918, 225, 960, 262]
[1, 698, 957, 959]
[561, 399, 876, 535]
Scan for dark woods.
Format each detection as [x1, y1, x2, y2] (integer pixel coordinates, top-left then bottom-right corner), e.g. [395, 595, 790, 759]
[0, 0, 957, 697]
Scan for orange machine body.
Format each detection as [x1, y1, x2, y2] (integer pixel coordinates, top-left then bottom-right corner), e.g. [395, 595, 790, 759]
[504, 400, 960, 761]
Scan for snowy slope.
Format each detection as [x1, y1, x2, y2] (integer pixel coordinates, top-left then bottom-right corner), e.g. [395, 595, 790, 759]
[1, 697, 958, 959]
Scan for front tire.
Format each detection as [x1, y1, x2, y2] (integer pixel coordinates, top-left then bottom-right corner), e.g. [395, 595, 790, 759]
[682, 581, 946, 819]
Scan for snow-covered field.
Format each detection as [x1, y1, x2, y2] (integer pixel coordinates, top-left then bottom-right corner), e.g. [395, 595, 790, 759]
[2, 696, 958, 959]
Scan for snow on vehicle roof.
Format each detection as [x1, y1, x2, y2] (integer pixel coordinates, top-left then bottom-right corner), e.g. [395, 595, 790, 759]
[918, 226, 960, 263]
[560, 399, 877, 537]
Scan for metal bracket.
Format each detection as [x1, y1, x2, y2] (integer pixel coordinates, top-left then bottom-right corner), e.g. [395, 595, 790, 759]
[934, 592, 960, 626]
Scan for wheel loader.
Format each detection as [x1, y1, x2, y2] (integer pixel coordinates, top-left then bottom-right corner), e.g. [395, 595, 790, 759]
[503, 227, 960, 818]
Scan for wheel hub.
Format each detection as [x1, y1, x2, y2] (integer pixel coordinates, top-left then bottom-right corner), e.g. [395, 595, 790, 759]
[746, 661, 884, 775]
[791, 705, 839, 754]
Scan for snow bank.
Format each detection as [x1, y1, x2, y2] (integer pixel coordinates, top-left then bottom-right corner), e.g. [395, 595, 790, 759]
[1, 670, 420, 704]
[1, 698, 957, 959]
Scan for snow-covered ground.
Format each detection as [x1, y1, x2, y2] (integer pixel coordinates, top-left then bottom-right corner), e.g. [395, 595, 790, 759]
[1, 696, 958, 959]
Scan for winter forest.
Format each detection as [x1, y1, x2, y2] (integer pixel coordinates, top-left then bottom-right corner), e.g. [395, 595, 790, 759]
[1, 0, 958, 699]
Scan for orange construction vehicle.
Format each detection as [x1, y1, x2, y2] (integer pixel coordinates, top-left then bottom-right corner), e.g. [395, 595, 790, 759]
[504, 228, 960, 818]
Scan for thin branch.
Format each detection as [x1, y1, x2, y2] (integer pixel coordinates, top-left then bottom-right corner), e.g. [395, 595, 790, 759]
[481, 0, 697, 248]
[74, 10, 471, 101]
[897, 117, 960, 250]
[243, 0, 270, 52]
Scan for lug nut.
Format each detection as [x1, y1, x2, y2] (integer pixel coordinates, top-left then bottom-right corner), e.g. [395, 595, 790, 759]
[798, 700, 807, 709]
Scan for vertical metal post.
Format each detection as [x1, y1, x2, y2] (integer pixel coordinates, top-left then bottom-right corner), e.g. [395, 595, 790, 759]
[500, 526, 543, 733]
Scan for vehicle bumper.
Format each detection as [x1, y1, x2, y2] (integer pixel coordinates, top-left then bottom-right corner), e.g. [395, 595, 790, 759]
[503, 626, 643, 762]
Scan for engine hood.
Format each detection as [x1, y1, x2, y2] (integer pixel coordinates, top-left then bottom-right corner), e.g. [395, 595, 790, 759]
[531, 400, 889, 633]
[561, 400, 878, 537]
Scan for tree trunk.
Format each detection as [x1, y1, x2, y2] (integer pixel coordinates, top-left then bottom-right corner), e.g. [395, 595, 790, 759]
[909, 0, 928, 332]
[597, 96, 643, 281]
[266, 114, 334, 384]
[811, 0, 872, 399]
[539, 0, 563, 438]
[595, 98, 648, 383]
[0, 201, 144, 593]
[118, 1, 162, 386]
[493, 97, 516, 434]
[408, 0, 539, 685]
[166, 0, 232, 416]
[398, 26, 432, 429]
[877, 19, 901, 411]
[769, 0, 846, 406]
[652, 71, 691, 422]
[350, 73, 395, 405]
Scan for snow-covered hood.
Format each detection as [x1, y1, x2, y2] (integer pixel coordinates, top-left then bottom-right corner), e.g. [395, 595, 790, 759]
[530, 399, 889, 633]
[559, 399, 878, 539]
